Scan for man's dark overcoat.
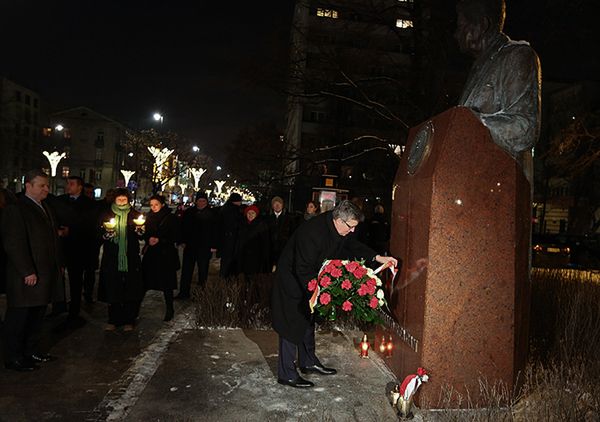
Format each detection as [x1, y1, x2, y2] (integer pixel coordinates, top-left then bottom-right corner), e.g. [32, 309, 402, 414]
[271, 211, 376, 344]
[1, 195, 63, 307]
[98, 209, 144, 304]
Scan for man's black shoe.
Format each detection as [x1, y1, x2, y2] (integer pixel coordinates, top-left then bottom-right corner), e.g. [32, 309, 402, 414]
[26, 353, 57, 363]
[277, 376, 315, 388]
[5, 360, 40, 372]
[300, 364, 337, 375]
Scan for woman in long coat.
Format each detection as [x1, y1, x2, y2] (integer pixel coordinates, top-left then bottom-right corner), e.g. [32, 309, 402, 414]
[236, 205, 270, 279]
[98, 188, 144, 331]
[142, 195, 180, 321]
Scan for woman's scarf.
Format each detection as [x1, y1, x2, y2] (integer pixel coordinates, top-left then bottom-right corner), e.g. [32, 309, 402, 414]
[111, 202, 131, 272]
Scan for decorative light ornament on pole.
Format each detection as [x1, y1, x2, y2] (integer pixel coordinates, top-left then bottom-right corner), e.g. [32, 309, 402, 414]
[147, 146, 174, 175]
[153, 112, 164, 124]
[190, 168, 207, 189]
[214, 180, 226, 196]
[43, 151, 67, 177]
[121, 170, 135, 187]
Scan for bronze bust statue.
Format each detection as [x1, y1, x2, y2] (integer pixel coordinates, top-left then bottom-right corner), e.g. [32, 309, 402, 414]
[456, 0, 541, 184]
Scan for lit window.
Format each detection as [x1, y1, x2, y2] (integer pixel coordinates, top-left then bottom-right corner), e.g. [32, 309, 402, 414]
[95, 148, 103, 160]
[62, 166, 70, 178]
[317, 8, 338, 19]
[63, 129, 71, 139]
[396, 19, 413, 28]
[42, 127, 52, 137]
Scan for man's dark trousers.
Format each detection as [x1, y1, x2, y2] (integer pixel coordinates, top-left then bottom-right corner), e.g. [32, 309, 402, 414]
[277, 323, 319, 380]
[179, 247, 211, 296]
[3, 305, 47, 363]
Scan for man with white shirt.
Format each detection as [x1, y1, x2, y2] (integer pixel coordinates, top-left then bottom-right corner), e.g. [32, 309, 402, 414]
[1, 170, 63, 371]
[268, 196, 294, 270]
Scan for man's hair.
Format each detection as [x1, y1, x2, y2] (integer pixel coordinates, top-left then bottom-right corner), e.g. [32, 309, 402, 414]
[457, 0, 506, 31]
[24, 169, 49, 184]
[67, 175, 84, 186]
[83, 183, 94, 190]
[332, 200, 364, 222]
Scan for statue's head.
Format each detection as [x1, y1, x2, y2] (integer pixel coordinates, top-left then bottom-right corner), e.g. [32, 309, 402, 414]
[455, 0, 506, 57]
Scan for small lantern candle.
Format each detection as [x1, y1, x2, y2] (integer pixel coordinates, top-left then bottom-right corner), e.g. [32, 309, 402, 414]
[379, 336, 387, 354]
[133, 214, 146, 226]
[359, 334, 370, 358]
[103, 217, 117, 231]
[133, 214, 146, 235]
[386, 335, 393, 358]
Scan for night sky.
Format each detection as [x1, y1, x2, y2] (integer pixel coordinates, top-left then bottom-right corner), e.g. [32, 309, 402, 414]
[1, 0, 597, 160]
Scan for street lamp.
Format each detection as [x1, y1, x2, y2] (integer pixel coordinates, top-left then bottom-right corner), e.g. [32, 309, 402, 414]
[192, 145, 200, 152]
[55, 124, 64, 132]
[153, 112, 164, 124]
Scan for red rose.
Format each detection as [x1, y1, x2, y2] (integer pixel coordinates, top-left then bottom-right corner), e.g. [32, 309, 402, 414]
[330, 259, 343, 267]
[319, 275, 332, 288]
[358, 284, 368, 296]
[342, 300, 353, 312]
[341, 279, 352, 290]
[345, 261, 359, 272]
[367, 278, 377, 287]
[308, 279, 318, 292]
[366, 284, 376, 295]
[319, 292, 331, 305]
[330, 267, 343, 278]
[369, 296, 379, 309]
[352, 266, 367, 279]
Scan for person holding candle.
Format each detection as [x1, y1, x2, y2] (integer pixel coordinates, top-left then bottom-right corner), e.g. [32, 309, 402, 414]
[141, 194, 180, 322]
[271, 200, 397, 388]
[98, 188, 145, 332]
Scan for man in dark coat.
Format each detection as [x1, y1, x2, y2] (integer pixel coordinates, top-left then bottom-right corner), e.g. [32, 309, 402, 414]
[57, 176, 97, 321]
[1, 170, 63, 371]
[267, 196, 294, 270]
[271, 200, 397, 388]
[177, 191, 216, 299]
[217, 192, 243, 278]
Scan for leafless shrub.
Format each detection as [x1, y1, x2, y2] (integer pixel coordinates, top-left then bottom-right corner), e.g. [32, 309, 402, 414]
[194, 273, 274, 329]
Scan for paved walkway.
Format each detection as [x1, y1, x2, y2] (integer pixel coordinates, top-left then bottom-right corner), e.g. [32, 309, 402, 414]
[0, 266, 400, 421]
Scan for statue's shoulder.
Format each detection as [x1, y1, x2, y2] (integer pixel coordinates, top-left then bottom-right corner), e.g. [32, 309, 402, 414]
[498, 39, 540, 68]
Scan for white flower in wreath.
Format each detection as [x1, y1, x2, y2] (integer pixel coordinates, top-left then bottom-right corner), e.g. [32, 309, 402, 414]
[376, 289, 385, 299]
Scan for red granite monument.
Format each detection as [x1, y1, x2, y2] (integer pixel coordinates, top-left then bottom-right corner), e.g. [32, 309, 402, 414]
[386, 106, 530, 407]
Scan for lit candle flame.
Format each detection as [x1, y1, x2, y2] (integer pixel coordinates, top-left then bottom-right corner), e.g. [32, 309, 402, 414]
[133, 214, 146, 226]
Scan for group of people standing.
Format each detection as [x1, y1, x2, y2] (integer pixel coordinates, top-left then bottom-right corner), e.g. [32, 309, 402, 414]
[0, 168, 392, 372]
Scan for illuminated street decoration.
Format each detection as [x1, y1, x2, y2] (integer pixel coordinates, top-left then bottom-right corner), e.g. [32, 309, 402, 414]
[189, 167, 207, 188]
[147, 146, 174, 175]
[43, 150, 67, 177]
[121, 170, 135, 186]
[214, 180, 226, 195]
